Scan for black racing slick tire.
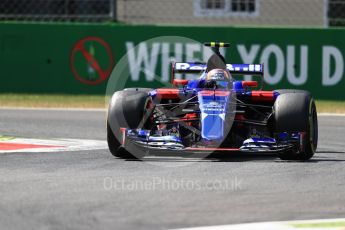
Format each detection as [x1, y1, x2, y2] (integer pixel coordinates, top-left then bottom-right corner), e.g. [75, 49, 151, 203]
[274, 92, 318, 160]
[107, 88, 153, 159]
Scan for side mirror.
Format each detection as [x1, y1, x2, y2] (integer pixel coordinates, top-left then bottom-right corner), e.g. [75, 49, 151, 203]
[173, 79, 189, 87]
[242, 81, 258, 88]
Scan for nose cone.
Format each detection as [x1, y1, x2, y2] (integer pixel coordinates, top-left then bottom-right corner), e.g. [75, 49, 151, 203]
[198, 90, 231, 142]
[202, 114, 225, 141]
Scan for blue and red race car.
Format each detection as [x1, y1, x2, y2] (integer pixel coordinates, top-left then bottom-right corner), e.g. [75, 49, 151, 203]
[107, 42, 318, 160]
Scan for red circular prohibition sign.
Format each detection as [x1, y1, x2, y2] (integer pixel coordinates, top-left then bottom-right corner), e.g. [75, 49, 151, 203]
[70, 37, 114, 85]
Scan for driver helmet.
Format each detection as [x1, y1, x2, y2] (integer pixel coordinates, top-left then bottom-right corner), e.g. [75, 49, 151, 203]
[205, 68, 232, 89]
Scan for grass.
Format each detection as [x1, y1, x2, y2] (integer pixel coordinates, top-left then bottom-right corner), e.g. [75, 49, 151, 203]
[291, 221, 345, 228]
[0, 94, 106, 109]
[0, 94, 344, 113]
[315, 100, 345, 114]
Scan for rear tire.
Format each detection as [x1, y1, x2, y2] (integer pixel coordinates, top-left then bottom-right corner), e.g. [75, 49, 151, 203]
[274, 92, 318, 160]
[107, 88, 153, 159]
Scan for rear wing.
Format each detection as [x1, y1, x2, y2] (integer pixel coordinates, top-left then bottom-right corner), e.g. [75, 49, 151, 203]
[171, 62, 265, 90]
[173, 62, 264, 75]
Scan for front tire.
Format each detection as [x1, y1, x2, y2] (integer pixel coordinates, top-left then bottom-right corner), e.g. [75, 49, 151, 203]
[274, 92, 318, 160]
[107, 88, 153, 159]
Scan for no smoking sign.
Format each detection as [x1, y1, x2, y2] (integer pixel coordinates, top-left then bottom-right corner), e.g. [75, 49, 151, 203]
[70, 37, 114, 85]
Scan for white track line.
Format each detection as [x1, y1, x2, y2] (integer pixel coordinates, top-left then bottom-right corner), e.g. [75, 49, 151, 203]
[0, 138, 107, 153]
[173, 218, 345, 230]
[318, 113, 345, 117]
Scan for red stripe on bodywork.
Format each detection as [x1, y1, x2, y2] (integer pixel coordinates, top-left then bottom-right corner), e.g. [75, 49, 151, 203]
[251, 91, 274, 101]
[186, 147, 240, 151]
[120, 128, 126, 146]
[199, 90, 230, 97]
[182, 113, 198, 126]
[0, 142, 60, 151]
[242, 81, 258, 88]
[156, 89, 180, 99]
[173, 79, 189, 86]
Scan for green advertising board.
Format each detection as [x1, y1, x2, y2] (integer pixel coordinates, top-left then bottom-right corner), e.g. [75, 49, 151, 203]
[0, 22, 344, 99]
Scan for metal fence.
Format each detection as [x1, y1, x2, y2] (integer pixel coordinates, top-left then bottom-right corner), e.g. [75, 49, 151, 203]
[0, 0, 116, 22]
[328, 0, 345, 27]
[0, 0, 344, 27]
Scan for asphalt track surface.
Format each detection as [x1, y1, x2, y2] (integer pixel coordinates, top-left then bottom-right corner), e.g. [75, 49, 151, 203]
[0, 108, 345, 230]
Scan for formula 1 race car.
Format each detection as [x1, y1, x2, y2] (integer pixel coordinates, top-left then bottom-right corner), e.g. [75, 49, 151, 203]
[107, 42, 318, 160]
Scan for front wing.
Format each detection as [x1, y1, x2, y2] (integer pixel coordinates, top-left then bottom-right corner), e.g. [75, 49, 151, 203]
[119, 129, 305, 155]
